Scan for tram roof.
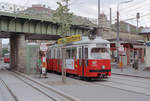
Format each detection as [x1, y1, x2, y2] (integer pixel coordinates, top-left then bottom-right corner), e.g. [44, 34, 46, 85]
[48, 36, 110, 48]
[72, 36, 110, 45]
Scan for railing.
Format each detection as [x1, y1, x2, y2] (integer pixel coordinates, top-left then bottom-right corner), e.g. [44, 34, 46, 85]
[0, 2, 52, 21]
[0, 2, 28, 13]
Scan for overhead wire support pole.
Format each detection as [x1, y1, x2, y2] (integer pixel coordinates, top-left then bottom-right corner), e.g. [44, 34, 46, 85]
[110, 8, 112, 25]
[116, 10, 120, 64]
[116, 0, 134, 64]
[136, 12, 140, 34]
[98, 0, 101, 36]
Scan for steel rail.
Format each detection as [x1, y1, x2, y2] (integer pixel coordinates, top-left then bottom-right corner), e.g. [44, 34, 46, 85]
[63, 75, 150, 96]
[11, 73, 58, 101]
[0, 77, 19, 101]
[11, 71, 82, 101]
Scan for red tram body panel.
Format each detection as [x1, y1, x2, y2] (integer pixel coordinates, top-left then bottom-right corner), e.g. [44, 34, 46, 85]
[4, 53, 10, 63]
[4, 58, 10, 63]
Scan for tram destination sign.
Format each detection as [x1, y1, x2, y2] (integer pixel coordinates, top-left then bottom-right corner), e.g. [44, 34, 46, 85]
[58, 34, 81, 44]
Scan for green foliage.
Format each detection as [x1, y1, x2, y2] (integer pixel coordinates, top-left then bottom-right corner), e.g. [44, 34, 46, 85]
[53, 0, 73, 37]
[2, 48, 9, 57]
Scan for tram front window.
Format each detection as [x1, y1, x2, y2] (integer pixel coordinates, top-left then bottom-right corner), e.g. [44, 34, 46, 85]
[91, 48, 110, 59]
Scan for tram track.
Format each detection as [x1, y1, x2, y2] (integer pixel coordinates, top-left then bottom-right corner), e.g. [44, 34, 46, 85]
[91, 76, 150, 96]
[0, 77, 18, 101]
[65, 74, 150, 96]
[11, 71, 82, 101]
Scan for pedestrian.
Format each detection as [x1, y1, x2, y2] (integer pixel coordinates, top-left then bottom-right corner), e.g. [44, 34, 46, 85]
[41, 53, 48, 78]
[133, 56, 139, 70]
[37, 55, 42, 78]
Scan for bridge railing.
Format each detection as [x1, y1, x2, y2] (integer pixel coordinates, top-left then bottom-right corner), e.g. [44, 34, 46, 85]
[0, 2, 53, 21]
[0, 2, 28, 13]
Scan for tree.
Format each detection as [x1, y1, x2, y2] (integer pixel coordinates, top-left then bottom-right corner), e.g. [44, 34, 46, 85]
[2, 48, 9, 57]
[53, 0, 73, 37]
[52, 0, 73, 83]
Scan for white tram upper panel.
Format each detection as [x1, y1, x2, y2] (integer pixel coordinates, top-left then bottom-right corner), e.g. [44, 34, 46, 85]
[73, 36, 109, 45]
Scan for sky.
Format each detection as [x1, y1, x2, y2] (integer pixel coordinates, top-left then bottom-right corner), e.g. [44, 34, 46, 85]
[1, 0, 150, 26]
[1, 0, 150, 43]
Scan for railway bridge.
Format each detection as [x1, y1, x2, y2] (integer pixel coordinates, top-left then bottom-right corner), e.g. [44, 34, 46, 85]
[0, 2, 91, 73]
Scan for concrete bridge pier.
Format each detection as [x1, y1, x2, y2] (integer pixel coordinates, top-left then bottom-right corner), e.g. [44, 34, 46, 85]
[10, 36, 16, 70]
[10, 34, 26, 73]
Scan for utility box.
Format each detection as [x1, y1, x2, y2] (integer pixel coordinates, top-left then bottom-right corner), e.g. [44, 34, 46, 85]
[26, 43, 40, 75]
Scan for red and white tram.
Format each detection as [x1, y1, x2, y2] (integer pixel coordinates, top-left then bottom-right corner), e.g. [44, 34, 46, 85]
[46, 36, 111, 79]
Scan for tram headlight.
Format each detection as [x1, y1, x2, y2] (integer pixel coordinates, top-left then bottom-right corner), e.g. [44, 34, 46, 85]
[101, 65, 105, 69]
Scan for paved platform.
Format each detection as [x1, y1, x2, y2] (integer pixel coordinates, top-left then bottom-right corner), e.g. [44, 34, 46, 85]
[111, 63, 150, 78]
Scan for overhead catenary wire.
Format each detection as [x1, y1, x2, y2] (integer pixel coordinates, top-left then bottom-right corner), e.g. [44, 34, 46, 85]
[119, 1, 150, 16]
[119, 0, 149, 11]
[123, 13, 150, 21]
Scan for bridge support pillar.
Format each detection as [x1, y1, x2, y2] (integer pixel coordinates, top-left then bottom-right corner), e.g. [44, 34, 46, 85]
[10, 34, 26, 73]
[16, 34, 26, 73]
[10, 36, 17, 70]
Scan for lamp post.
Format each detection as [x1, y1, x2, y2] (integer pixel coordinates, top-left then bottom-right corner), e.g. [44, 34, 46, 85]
[116, 0, 134, 63]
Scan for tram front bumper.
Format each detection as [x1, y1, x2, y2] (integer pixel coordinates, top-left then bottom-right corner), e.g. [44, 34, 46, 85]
[88, 69, 111, 77]
[89, 69, 111, 73]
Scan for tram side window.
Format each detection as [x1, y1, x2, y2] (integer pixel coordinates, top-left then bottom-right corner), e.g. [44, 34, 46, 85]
[85, 48, 88, 59]
[51, 49, 54, 59]
[79, 48, 81, 59]
[55, 48, 57, 59]
[66, 47, 77, 59]
[72, 48, 77, 59]
[79, 48, 82, 66]
[49, 50, 51, 59]
[66, 48, 71, 59]
[57, 48, 60, 58]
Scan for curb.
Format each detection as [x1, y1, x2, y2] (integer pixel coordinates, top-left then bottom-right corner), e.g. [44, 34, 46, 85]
[112, 73, 150, 79]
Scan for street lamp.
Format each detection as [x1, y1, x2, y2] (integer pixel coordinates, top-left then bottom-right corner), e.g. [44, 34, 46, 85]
[116, 0, 134, 63]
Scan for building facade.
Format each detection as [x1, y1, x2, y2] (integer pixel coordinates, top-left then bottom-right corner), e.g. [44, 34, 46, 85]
[140, 28, 150, 70]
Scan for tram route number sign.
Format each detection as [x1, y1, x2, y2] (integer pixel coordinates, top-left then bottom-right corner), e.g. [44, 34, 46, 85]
[118, 45, 124, 52]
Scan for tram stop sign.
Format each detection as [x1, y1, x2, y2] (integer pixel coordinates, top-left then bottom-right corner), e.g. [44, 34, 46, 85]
[118, 45, 124, 53]
[40, 43, 48, 51]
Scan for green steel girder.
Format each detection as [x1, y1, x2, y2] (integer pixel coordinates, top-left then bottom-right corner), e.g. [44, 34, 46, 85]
[0, 11, 90, 37]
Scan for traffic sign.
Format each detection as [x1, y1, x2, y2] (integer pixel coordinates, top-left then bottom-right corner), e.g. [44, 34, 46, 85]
[40, 43, 48, 51]
[118, 45, 124, 52]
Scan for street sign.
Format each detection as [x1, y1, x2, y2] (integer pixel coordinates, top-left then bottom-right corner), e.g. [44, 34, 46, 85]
[118, 45, 124, 52]
[146, 43, 150, 46]
[40, 43, 48, 51]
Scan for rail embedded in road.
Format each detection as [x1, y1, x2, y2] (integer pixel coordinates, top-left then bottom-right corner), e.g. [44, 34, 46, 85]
[0, 77, 18, 101]
[12, 71, 82, 101]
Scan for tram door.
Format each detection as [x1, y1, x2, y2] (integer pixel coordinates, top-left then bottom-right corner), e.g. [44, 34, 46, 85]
[80, 46, 88, 77]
